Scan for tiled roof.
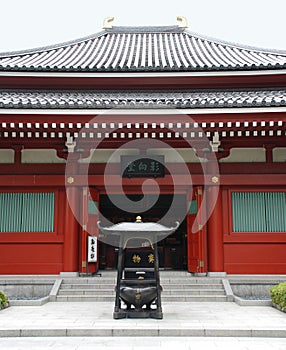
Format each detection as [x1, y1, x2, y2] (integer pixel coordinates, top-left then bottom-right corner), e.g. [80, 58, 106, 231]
[1, 26, 286, 72]
[1, 89, 286, 109]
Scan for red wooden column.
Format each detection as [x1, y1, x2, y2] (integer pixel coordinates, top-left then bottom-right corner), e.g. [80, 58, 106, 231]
[187, 187, 208, 274]
[63, 149, 80, 274]
[206, 159, 225, 275]
[63, 184, 80, 273]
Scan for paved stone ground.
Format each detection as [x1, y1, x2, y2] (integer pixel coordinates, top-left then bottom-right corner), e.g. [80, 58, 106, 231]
[0, 336, 286, 350]
[0, 337, 286, 350]
[0, 301, 286, 349]
[1, 302, 286, 336]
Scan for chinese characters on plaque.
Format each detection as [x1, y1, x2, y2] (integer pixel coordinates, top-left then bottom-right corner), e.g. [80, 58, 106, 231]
[121, 156, 165, 178]
[88, 236, 97, 262]
[131, 253, 155, 265]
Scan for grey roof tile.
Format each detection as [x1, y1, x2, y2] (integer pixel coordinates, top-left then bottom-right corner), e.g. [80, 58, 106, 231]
[1, 89, 286, 109]
[1, 26, 286, 72]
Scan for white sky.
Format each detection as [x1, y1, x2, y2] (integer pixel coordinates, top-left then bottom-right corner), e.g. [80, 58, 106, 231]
[0, 0, 286, 53]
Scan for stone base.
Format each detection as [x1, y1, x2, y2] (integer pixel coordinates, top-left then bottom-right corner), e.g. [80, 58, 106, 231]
[234, 295, 271, 306]
[114, 308, 163, 319]
[207, 272, 227, 277]
[60, 272, 79, 277]
[79, 272, 102, 277]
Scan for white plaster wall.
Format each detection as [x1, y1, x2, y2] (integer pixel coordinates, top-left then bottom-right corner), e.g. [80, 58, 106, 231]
[220, 148, 266, 163]
[21, 149, 66, 163]
[273, 148, 286, 162]
[79, 149, 140, 163]
[0, 149, 14, 163]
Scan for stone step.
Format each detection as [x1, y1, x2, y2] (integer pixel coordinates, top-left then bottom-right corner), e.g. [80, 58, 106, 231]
[161, 279, 223, 284]
[56, 295, 227, 302]
[62, 278, 215, 285]
[58, 289, 115, 296]
[62, 278, 223, 285]
[58, 288, 225, 296]
[98, 270, 191, 276]
[164, 289, 225, 296]
[60, 283, 223, 291]
[57, 275, 227, 302]
[162, 284, 224, 289]
[56, 295, 114, 302]
[163, 295, 228, 302]
[60, 283, 116, 290]
[61, 279, 116, 285]
[1, 326, 284, 338]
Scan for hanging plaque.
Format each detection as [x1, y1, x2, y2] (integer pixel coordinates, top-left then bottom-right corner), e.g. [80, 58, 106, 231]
[121, 155, 165, 178]
[88, 236, 97, 262]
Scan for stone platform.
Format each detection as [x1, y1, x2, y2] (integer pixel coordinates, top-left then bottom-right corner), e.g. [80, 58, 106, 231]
[0, 301, 286, 338]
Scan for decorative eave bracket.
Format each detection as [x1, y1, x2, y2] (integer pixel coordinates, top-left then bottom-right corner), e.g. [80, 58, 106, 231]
[210, 132, 221, 152]
[65, 135, 76, 153]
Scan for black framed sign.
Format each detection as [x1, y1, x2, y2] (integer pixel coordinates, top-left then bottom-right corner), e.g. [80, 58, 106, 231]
[121, 155, 165, 178]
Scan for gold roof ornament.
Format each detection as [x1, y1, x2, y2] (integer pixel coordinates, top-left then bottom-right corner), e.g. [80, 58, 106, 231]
[103, 17, 115, 29]
[177, 16, 188, 28]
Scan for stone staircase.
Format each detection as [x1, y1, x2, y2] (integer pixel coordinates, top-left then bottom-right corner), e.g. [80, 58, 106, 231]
[55, 271, 228, 302]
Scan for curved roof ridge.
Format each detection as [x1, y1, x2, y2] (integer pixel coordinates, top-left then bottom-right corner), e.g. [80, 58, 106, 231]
[0, 25, 183, 58]
[0, 30, 108, 57]
[184, 28, 286, 56]
[106, 25, 182, 33]
[1, 25, 286, 72]
[1, 88, 286, 110]
[2, 25, 286, 58]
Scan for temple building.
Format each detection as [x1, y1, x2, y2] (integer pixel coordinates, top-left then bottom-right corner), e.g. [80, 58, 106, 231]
[0, 20, 286, 275]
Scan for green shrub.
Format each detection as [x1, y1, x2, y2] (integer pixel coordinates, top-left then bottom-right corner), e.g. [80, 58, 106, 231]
[270, 282, 286, 311]
[0, 290, 8, 308]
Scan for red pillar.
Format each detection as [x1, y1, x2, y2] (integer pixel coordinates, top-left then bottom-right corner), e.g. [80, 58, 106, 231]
[206, 157, 225, 275]
[63, 185, 80, 273]
[63, 150, 80, 274]
[207, 186, 224, 273]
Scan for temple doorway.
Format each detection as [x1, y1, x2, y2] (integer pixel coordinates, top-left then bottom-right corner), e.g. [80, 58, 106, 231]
[98, 193, 187, 270]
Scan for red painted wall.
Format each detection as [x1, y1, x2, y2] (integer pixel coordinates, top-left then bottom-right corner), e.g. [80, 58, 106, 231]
[222, 187, 286, 274]
[1, 173, 286, 274]
[224, 244, 286, 274]
[0, 243, 63, 274]
[0, 188, 66, 274]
